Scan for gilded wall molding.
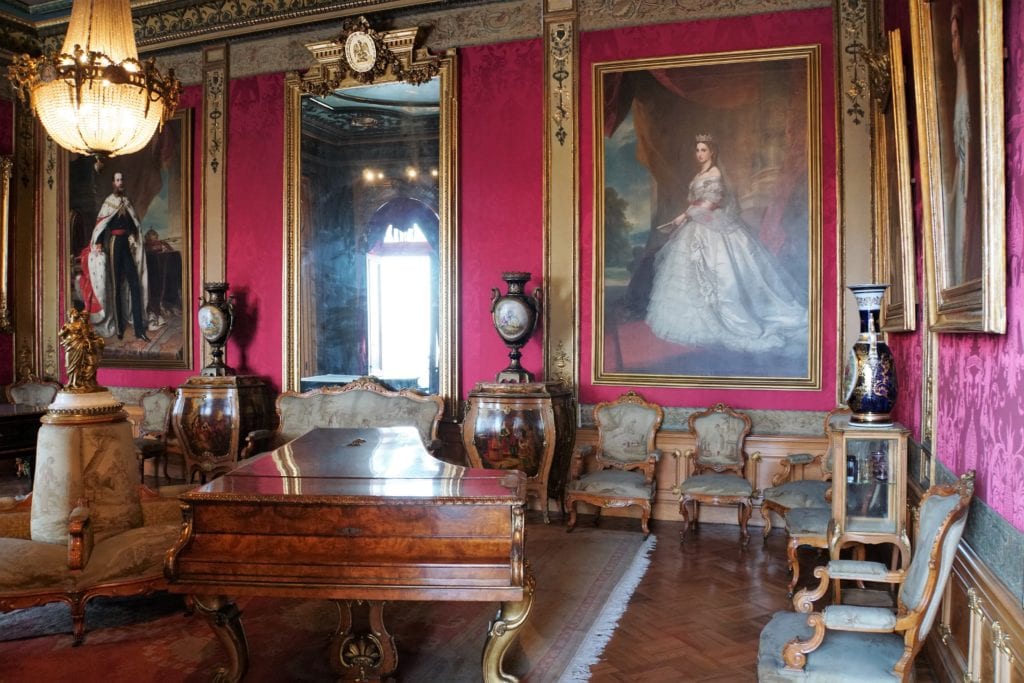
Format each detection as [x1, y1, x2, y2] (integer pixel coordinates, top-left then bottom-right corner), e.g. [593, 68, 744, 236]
[201, 44, 229, 372]
[543, 1, 579, 391]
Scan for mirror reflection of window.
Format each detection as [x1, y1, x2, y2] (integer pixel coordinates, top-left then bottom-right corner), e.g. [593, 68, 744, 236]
[367, 223, 433, 389]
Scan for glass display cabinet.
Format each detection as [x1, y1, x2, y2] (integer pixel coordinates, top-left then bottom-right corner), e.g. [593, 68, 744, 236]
[828, 415, 911, 569]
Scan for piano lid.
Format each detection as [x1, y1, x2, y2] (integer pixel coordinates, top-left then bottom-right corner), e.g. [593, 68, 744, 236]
[187, 427, 526, 502]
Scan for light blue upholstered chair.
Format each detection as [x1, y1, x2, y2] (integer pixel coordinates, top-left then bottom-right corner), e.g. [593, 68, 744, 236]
[757, 471, 975, 682]
[760, 407, 850, 543]
[564, 391, 663, 538]
[677, 403, 756, 545]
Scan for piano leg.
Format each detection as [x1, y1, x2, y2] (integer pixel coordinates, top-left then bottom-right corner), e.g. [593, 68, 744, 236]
[192, 594, 249, 683]
[482, 564, 537, 683]
[329, 600, 398, 682]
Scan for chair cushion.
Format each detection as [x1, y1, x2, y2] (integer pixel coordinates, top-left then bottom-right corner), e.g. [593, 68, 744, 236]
[784, 507, 830, 535]
[0, 537, 76, 593]
[762, 480, 829, 509]
[678, 473, 752, 496]
[757, 610, 907, 682]
[825, 559, 889, 580]
[567, 469, 653, 498]
[823, 605, 897, 631]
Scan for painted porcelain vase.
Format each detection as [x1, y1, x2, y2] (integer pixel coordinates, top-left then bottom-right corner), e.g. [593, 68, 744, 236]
[490, 272, 541, 383]
[198, 282, 235, 377]
[843, 284, 898, 425]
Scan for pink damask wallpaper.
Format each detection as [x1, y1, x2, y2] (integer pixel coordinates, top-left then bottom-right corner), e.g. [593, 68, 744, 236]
[459, 40, 545, 396]
[892, 3, 1024, 533]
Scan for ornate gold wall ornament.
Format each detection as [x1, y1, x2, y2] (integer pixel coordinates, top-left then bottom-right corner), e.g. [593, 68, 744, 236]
[44, 136, 55, 191]
[551, 340, 572, 386]
[205, 62, 226, 174]
[839, 0, 871, 124]
[300, 16, 441, 95]
[549, 21, 573, 146]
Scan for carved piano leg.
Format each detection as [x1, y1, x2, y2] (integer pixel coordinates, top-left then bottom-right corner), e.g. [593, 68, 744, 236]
[191, 594, 248, 683]
[482, 565, 536, 683]
[329, 599, 398, 682]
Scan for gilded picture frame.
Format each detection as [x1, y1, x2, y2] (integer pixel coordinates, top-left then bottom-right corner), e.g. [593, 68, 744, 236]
[593, 46, 822, 389]
[65, 110, 193, 368]
[910, 0, 1005, 333]
[874, 29, 917, 333]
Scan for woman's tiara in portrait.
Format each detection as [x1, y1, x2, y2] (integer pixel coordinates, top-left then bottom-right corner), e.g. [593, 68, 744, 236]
[695, 132, 715, 144]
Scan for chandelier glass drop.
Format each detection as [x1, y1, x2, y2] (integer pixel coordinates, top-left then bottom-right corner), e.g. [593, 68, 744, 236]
[8, 0, 182, 158]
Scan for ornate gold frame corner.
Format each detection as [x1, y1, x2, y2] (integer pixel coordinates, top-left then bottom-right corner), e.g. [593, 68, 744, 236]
[910, 0, 1005, 333]
[873, 29, 917, 333]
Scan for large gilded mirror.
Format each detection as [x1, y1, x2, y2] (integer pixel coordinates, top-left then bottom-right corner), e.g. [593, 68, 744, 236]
[284, 23, 458, 415]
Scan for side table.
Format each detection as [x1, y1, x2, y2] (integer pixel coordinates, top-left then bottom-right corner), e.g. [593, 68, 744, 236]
[172, 375, 275, 483]
[462, 381, 575, 522]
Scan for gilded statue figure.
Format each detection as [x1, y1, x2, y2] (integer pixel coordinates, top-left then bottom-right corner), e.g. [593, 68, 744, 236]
[59, 307, 105, 393]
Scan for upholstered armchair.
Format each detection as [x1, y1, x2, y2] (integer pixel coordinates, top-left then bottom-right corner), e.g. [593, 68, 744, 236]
[0, 460, 182, 644]
[564, 391, 663, 537]
[760, 407, 850, 543]
[5, 377, 60, 407]
[242, 377, 445, 460]
[677, 403, 757, 545]
[757, 472, 975, 682]
[134, 387, 175, 485]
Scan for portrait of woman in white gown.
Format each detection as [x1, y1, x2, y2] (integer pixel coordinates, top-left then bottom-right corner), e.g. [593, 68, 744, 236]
[644, 134, 807, 356]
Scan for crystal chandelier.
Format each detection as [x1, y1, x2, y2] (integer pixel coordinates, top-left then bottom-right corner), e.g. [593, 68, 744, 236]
[7, 0, 181, 158]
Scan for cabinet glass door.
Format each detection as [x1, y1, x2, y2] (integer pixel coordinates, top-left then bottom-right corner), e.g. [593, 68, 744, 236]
[844, 436, 897, 533]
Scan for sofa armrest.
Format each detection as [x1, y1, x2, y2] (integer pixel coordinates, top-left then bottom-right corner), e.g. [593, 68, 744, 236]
[67, 501, 93, 571]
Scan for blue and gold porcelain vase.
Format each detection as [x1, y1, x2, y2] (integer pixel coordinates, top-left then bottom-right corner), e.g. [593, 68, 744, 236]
[842, 284, 898, 425]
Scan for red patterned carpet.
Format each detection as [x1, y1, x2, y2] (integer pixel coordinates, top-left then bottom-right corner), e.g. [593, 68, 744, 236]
[0, 522, 655, 682]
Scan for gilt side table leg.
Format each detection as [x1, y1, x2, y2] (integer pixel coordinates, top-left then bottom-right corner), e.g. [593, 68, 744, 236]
[482, 564, 536, 683]
[192, 594, 249, 683]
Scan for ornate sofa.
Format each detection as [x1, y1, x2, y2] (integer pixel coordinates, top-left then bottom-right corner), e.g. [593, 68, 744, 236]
[0, 473, 181, 644]
[242, 376, 445, 459]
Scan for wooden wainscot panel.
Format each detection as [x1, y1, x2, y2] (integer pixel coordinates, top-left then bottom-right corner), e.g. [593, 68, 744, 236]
[916, 488, 1024, 681]
[570, 427, 828, 525]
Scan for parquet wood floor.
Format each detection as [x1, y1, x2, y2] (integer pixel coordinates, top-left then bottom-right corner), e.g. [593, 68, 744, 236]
[580, 515, 940, 682]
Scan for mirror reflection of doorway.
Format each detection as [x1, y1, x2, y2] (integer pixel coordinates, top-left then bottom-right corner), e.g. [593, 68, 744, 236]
[365, 198, 439, 392]
[296, 79, 441, 393]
